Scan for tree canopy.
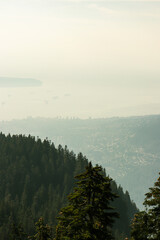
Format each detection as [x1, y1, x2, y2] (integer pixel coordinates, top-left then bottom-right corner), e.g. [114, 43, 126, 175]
[0, 133, 138, 239]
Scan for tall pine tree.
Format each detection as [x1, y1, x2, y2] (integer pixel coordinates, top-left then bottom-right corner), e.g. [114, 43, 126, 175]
[131, 172, 160, 240]
[54, 162, 118, 240]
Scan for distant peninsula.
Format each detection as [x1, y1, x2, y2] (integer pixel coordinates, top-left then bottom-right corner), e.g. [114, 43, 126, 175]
[0, 77, 42, 87]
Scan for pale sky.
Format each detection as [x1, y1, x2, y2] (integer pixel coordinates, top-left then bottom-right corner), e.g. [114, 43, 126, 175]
[0, 0, 160, 120]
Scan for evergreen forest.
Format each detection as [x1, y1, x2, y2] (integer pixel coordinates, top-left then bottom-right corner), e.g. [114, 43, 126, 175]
[1, 115, 160, 209]
[0, 133, 138, 239]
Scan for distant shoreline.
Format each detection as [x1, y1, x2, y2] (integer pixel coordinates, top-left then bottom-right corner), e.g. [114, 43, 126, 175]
[0, 77, 42, 87]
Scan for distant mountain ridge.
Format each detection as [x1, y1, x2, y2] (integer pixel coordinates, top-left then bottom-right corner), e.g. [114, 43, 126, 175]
[1, 115, 160, 208]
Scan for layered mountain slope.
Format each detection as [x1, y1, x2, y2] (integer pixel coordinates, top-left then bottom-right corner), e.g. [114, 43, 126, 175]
[1, 115, 160, 208]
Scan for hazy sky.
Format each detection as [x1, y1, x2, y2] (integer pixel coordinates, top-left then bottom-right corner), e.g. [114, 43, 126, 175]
[0, 0, 160, 120]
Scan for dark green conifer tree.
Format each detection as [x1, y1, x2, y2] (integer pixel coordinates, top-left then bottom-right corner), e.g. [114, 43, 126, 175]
[55, 162, 118, 240]
[29, 218, 52, 240]
[10, 222, 27, 240]
[131, 211, 149, 240]
[131, 172, 160, 240]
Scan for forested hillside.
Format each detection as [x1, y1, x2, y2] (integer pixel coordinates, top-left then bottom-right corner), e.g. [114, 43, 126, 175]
[0, 133, 137, 239]
[1, 115, 159, 208]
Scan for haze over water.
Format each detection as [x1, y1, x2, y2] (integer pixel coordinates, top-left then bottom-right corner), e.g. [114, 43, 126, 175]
[0, 0, 160, 120]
